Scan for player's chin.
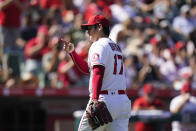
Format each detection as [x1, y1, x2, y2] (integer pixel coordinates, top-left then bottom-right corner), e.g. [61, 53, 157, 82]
[90, 36, 98, 43]
[89, 36, 95, 43]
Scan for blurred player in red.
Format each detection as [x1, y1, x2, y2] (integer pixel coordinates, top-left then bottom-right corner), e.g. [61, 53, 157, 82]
[132, 83, 164, 131]
[61, 14, 131, 131]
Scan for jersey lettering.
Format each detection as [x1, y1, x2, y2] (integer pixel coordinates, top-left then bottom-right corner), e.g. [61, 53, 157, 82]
[109, 43, 122, 53]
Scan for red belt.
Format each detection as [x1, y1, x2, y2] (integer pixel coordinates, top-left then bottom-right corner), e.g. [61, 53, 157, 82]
[99, 90, 126, 95]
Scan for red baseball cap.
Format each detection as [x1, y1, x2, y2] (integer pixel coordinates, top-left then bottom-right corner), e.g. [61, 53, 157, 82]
[181, 82, 192, 93]
[150, 37, 159, 45]
[81, 14, 110, 30]
[143, 84, 154, 94]
[175, 41, 184, 50]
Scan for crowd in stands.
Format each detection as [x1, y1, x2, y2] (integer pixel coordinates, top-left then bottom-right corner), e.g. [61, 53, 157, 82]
[0, 0, 196, 90]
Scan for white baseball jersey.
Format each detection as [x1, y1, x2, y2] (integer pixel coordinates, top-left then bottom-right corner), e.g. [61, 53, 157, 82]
[88, 38, 126, 94]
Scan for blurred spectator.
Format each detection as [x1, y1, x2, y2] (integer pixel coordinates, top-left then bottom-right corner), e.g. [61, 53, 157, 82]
[24, 25, 51, 88]
[148, 36, 164, 67]
[84, 0, 111, 23]
[42, 36, 60, 87]
[17, 11, 38, 48]
[61, 9, 75, 34]
[41, 0, 62, 9]
[26, 0, 45, 27]
[57, 50, 75, 88]
[189, 3, 196, 28]
[166, 0, 179, 23]
[67, 14, 86, 45]
[43, 8, 62, 28]
[159, 48, 178, 84]
[124, 24, 145, 56]
[170, 82, 196, 131]
[138, 0, 156, 14]
[159, 20, 185, 45]
[172, 5, 194, 37]
[137, 52, 163, 85]
[122, 0, 137, 19]
[0, 0, 27, 52]
[72, 0, 88, 14]
[96, 0, 112, 19]
[110, 0, 130, 23]
[153, 0, 170, 21]
[124, 54, 137, 88]
[188, 28, 196, 52]
[0, 0, 27, 86]
[174, 41, 189, 68]
[189, 53, 196, 89]
[133, 83, 164, 131]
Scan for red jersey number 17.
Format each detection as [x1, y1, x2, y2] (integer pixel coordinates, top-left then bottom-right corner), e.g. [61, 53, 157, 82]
[113, 54, 123, 75]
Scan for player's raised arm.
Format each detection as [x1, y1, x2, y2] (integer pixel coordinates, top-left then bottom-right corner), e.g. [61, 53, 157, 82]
[59, 39, 90, 75]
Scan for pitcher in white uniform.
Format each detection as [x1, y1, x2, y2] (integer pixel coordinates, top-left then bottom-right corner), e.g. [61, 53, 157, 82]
[61, 14, 131, 131]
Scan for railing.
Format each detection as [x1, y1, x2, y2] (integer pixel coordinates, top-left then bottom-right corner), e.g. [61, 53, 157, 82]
[0, 87, 195, 98]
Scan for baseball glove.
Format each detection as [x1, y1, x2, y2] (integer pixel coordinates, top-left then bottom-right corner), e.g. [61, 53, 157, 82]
[86, 100, 113, 130]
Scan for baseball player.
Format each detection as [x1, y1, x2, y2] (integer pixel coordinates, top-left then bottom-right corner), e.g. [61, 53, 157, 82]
[170, 82, 196, 131]
[132, 84, 164, 131]
[61, 14, 131, 131]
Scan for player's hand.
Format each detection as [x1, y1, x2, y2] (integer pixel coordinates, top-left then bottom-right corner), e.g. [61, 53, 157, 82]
[59, 39, 75, 53]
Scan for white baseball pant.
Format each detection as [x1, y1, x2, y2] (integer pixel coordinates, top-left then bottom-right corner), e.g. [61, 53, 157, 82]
[78, 92, 131, 131]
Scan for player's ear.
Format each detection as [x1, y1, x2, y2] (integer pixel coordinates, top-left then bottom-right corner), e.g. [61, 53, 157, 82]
[98, 24, 103, 31]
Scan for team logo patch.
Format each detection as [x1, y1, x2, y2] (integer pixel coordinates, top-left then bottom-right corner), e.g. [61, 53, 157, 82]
[92, 53, 99, 62]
